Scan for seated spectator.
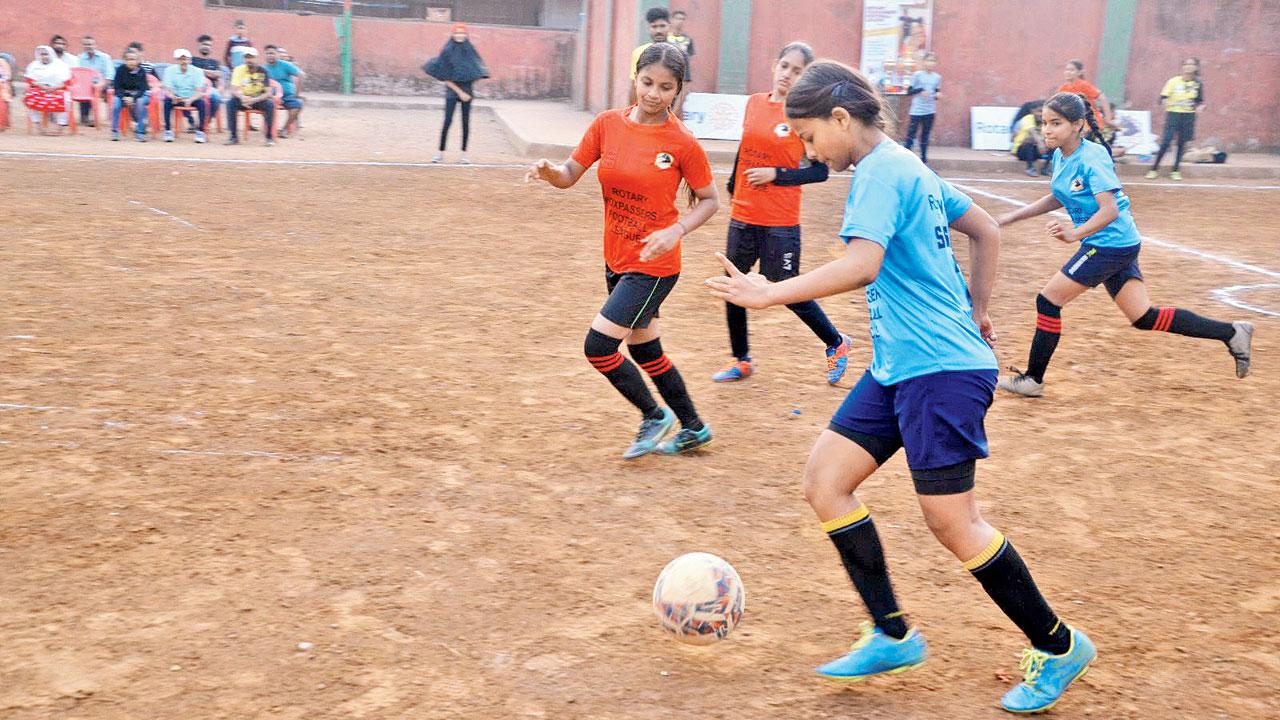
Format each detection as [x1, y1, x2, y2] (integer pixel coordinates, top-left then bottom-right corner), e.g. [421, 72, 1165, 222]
[77, 35, 112, 127]
[162, 49, 209, 143]
[50, 35, 79, 68]
[191, 34, 224, 127]
[23, 45, 72, 133]
[263, 45, 304, 138]
[125, 42, 158, 77]
[225, 47, 274, 146]
[112, 49, 150, 141]
[1009, 100, 1049, 176]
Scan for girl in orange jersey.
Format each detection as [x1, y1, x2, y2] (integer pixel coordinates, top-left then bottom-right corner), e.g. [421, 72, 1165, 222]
[713, 41, 853, 385]
[525, 43, 720, 458]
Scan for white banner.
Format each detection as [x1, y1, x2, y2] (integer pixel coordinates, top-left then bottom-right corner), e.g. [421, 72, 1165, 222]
[970, 106, 1019, 150]
[681, 92, 749, 141]
[1112, 109, 1155, 154]
[860, 0, 933, 91]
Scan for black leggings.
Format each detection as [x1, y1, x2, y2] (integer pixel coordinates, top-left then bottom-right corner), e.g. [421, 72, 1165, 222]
[440, 91, 471, 152]
[1152, 112, 1195, 172]
[903, 113, 935, 162]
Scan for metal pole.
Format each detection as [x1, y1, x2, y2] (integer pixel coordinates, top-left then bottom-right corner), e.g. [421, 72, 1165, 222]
[339, 0, 353, 94]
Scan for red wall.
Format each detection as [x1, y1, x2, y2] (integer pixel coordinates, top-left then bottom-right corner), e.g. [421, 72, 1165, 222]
[0, 0, 575, 98]
[746, 0, 861, 94]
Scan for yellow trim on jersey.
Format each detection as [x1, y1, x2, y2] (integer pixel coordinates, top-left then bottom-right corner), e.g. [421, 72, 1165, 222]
[963, 530, 1007, 571]
[821, 504, 870, 533]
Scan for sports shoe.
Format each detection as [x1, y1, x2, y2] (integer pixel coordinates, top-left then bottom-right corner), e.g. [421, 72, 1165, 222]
[1169, 171, 1183, 181]
[657, 425, 713, 455]
[431, 153, 443, 163]
[623, 407, 675, 459]
[997, 369, 1044, 398]
[164, 129, 174, 142]
[1144, 170, 1159, 180]
[266, 139, 277, 147]
[712, 357, 753, 382]
[1228, 321, 1254, 378]
[111, 131, 120, 141]
[1000, 626, 1096, 714]
[224, 138, 240, 145]
[815, 622, 928, 682]
[1024, 167, 1038, 177]
[458, 155, 472, 165]
[826, 333, 853, 385]
[194, 131, 207, 144]
[1039, 165, 1052, 176]
[136, 134, 147, 142]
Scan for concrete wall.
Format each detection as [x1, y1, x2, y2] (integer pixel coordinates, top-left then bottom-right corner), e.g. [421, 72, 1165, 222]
[0, 0, 576, 98]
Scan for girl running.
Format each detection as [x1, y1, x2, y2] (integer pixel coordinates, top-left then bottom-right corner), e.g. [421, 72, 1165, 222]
[1146, 58, 1203, 181]
[525, 43, 719, 458]
[713, 41, 853, 385]
[997, 91, 1253, 397]
[706, 61, 1094, 715]
[426, 24, 488, 164]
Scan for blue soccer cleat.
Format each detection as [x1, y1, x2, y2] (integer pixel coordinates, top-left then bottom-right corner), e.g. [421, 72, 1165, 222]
[1000, 626, 1096, 714]
[826, 333, 853, 385]
[712, 357, 753, 383]
[656, 424, 713, 455]
[622, 407, 675, 459]
[815, 622, 928, 682]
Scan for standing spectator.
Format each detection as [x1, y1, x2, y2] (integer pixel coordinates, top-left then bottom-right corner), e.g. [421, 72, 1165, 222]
[77, 35, 112, 127]
[225, 47, 275, 146]
[902, 51, 941, 164]
[1146, 58, 1203, 181]
[50, 35, 79, 68]
[263, 45, 304, 138]
[1057, 59, 1111, 134]
[112, 49, 150, 141]
[224, 19, 252, 69]
[23, 45, 72, 133]
[191, 35, 224, 130]
[162, 49, 209, 143]
[628, 7, 670, 105]
[668, 9, 694, 115]
[424, 24, 488, 164]
[125, 42, 158, 77]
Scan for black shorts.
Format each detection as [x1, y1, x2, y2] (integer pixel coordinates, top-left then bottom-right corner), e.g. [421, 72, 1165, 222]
[1061, 242, 1144, 297]
[725, 220, 802, 282]
[1162, 112, 1196, 143]
[601, 268, 678, 329]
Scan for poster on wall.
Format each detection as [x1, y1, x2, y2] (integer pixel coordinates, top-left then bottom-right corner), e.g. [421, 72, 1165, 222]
[860, 0, 933, 93]
[1111, 109, 1155, 154]
[970, 106, 1019, 151]
[681, 93, 749, 141]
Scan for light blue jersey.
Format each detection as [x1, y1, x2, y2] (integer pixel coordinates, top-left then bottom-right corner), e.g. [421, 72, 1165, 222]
[908, 70, 941, 116]
[1050, 139, 1140, 248]
[840, 140, 997, 385]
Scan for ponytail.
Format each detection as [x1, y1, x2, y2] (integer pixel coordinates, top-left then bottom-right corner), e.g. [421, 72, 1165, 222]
[1079, 96, 1113, 157]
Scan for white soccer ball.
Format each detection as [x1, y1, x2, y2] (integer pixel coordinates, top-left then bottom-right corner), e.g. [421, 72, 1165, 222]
[652, 552, 746, 645]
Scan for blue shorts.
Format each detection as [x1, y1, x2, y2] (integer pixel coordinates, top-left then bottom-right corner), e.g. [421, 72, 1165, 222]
[1062, 242, 1143, 298]
[829, 369, 997, 489]
[281, 95, 303, 110]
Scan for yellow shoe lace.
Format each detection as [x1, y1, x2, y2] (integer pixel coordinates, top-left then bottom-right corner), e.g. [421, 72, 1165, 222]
[849, 621, 877, 651]
[1018, 648, 1049, 686]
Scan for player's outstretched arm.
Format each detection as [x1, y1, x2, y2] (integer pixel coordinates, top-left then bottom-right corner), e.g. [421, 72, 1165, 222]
[705, 239, 883, 310]
[524, 158, 587, 189]
[995, 193, 1062, 227]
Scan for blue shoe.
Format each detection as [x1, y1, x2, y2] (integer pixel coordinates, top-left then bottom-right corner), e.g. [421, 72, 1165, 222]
[1000, 626, 1096, 714]
[656, 424, 712, 455]
[815, 622, 928, 682]
[712, 357, 753, 382]
[622, 407, 675, 459]
[825, 333, 852, 385]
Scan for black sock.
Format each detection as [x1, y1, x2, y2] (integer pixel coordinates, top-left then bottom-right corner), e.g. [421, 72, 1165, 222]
[726, 302, 750, 360]
[786, 300, 843, 348]
[824, 505, 909, 639]
[1133, 306, 1235, 342]
[966, 531, 1071, 655]
[629, 339, 703, 431]
[1025, 293, 1062, 383]
[584, 329, 658, 417]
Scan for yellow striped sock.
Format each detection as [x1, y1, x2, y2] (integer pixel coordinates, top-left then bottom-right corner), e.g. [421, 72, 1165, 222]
[821, 504, 870, 534]
[962, 530, 1007, 571]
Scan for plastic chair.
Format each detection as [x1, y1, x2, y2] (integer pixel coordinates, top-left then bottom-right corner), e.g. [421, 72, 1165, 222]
[238, 80, 282, 138]
[167, 81, 213, 140]
[68, 66, 105, 133]
[0, 58, 11, 132]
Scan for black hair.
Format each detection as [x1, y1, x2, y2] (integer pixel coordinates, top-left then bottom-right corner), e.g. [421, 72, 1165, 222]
[234, 18, 246, 26]
[777, 41, 814, 65]
[784, 60, 894, 132]
[51, 35, 66, 44]
[82, 35, 94, 41]
[1010, 99, 1045, 131]
[1067, 58, 1085, 77]
[1045, 91, 1112, 157]
[645, 7, 670, 24]
[635, 41, 686, 95]
[1182, 56, 1201, 79]
[265, 44, 279, 51]
[197, 34, 213, 43]
[128, 41, 143, 50]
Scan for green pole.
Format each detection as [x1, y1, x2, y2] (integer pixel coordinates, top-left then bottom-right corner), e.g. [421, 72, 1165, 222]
[1097, 0, 1138, 105]
[336, 1, 353, 94]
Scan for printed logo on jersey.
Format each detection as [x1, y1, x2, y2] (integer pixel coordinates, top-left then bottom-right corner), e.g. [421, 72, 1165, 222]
[1070, 177, 1085, 193]
[773, 122, 791, 138]
[654, 152, 674, 170]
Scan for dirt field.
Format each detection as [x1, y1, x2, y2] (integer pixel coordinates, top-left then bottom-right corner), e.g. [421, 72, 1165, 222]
[1, 110, 1278, 720]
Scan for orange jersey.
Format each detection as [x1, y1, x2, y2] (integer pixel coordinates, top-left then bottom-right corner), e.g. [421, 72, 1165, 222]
[731, 93, 805, 227]
[571, 107, 714, 277]
[1057, 79, 1106, 127]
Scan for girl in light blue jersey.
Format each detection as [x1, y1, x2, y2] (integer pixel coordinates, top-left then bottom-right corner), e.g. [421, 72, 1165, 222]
[996, 92, 1252, 397]
[706, 61, 1093, 715]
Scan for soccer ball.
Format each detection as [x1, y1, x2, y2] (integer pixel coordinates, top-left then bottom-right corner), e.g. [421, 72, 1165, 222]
[652, 552, 745, 645]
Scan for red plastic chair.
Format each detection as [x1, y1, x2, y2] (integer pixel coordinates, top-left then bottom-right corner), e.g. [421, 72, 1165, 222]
[167, 81, 213, 140]
[238, 80, 282, 139]
[68, 66, 104, 133]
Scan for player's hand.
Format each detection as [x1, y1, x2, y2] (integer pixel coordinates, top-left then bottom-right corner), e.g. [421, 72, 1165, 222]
[525, 159, 560, 185]
[459, 92, 473, 102]
[1046, 219, 1078, 243]
[995, 212, 1017, 227]
[638, 224, 683, 262]
[705, 252, 773, 309]
[745, 167, 777, 187]
[973, 309, 997, 346]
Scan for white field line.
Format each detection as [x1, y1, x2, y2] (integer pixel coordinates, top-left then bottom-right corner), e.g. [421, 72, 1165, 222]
[127, 199, 200, 229]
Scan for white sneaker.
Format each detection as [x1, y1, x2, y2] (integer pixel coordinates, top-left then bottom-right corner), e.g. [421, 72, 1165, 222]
[458, 155, 472, 165]
[194, 131, 207, 144]
[1228, 321, 1254, 378]
[431, 153, 443, 163]
[164, 130, 174, 142]
[997, 370, 1045, 398]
